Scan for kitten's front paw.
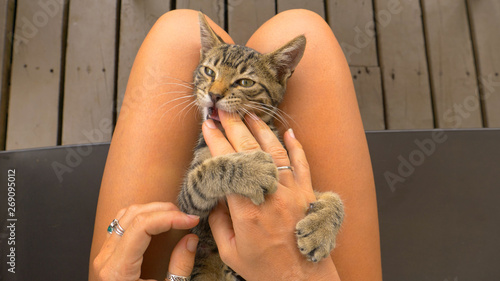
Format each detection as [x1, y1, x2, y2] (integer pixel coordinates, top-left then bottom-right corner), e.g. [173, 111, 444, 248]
[296, 192, 344, 262]
[230, 150, 278, 205]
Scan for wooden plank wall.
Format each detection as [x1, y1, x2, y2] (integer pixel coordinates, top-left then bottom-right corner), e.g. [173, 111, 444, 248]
[467, 0, 500, 128]
[328, 0, 384, 130]
[278, 0, 325, 18]
[2, 0, 500, 150]
[177, 0, 225, 27]
[62, 0, 117, 145]
[228, 0, 275, 45]
[328, 0, 378, 67]
[0, 0, 15, 149]
[6, 0, 68, 150]
[350, 66, 384, 130]
[117, 0, 171, 116]
[375, 0, 433, 129]
[422, 0, 481, 129]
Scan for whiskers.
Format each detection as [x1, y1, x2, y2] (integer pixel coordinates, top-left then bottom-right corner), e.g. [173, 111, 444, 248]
[157, 75, 201, 91]
[155, 95, 197, 122]
[244, 101, 296, 129]
[145, 75, 201, 123]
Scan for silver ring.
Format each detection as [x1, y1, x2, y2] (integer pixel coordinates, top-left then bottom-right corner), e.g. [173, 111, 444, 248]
[277, 166, 294, 172]
[107, 219, 118, 234]
[166, 272, 191, 281]
[114, 220, 125, 236]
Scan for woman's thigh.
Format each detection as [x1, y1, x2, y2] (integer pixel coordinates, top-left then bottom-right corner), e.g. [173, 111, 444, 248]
[89, 9, 233, 280]
[246, 9, 382, 281]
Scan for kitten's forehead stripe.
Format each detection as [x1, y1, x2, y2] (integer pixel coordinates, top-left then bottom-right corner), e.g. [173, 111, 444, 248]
[213, 57, 220, 66]
[221, 51, 243, 68]
[239, 65, 247, 74]
[245, 52, 256, 62]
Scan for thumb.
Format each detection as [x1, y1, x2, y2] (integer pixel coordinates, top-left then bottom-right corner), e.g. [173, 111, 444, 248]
[168, 234, 198, 277]
[208, 202, 236, 257]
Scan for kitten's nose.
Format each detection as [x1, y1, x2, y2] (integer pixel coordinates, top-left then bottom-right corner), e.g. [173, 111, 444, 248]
[209, 92, 223, 104]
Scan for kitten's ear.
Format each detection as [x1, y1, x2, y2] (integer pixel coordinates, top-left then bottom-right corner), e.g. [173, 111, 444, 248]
[266, 35, 306, 83]
[198, 11, 224, 55]
[267, 35, 306, 83]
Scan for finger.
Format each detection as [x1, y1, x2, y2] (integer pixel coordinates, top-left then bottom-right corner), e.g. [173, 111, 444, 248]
[98, 203, 172, 260]
[115, 207, 127, 221]
[168, 234, 199, 277]
[202, 119, 235, 156]
[112, 211, 199, 267]
[284, 129, 313, 189]
[244, 114, 292, 181]
[244, 114, 294, 185]
[208, 202, 236, 259]
[219, 110, 261, 152]
[114, 202, 180, 236]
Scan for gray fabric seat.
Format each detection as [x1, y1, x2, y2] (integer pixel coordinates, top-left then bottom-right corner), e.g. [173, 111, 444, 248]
[1, 129, 499, 280]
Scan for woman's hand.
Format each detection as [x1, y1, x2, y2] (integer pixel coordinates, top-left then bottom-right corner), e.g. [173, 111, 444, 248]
[203, 111, 341, 281]
[92, 202, 199, 281]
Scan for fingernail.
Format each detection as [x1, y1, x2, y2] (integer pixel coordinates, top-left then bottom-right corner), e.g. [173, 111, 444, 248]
[187, 214, 200, 220]
[205, 119, 217, 129]
[187, 236, 199, 253]
[288, 128, 296, 139]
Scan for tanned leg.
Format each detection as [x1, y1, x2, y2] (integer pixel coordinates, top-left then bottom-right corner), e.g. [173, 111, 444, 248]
[245, 9, 383, 281]
[88, 10, 234, 280]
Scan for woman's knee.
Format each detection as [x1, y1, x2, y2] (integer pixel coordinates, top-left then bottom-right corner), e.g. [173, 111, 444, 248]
[247, 9, 342, 58]
[126, 9, 234, 100]
[150, 9, 233, 47]
[273, 9, 330, 34]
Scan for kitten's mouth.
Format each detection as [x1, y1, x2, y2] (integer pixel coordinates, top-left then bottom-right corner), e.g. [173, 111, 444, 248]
[207, 107, 220, 121]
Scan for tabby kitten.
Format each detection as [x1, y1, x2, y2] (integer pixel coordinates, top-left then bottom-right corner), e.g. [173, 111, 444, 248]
[177, 12, 344, 280]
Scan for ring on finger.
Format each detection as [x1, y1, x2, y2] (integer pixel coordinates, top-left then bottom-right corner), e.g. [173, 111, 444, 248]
[166, 272, 191, 281]
[107, 219, 118, 234]
[277, 165, 294, 172]
[114, 220, 125, 236]
[107, 219, 125, 236]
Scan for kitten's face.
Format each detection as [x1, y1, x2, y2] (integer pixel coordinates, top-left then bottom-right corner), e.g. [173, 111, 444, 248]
[194, 44, 282, 123]
[195, 12, 306, 124]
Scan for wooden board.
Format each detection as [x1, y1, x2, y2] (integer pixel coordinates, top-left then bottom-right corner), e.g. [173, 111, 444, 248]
[0, 0, 15, 149]
[467, 0, 500, 128]
[374, 0, 434, 129]
[6, 0, 67, 150]
[350, 66, 385, 130]
[227, 0, 275, 45]
[422, 0, 482, 128]
[117, 0, 171, 116]
[62, 0, 117, 145]
[277, 0, 325, 18]
[327, 0, 378, 67]
[176, 0, 225, 27]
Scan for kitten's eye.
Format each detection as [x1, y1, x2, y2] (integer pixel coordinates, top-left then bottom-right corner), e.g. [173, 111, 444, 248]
[236, 79, 255, 87]
[204, 67, 215, 77]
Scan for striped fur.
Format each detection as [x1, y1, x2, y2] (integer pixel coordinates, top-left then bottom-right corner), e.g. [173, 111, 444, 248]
[176, 12, 344, 280]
